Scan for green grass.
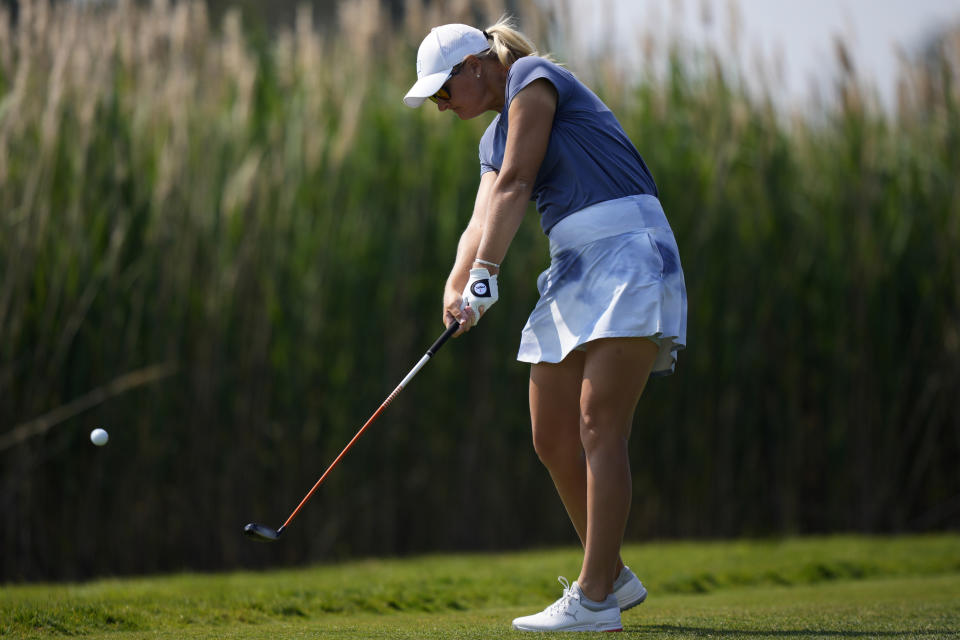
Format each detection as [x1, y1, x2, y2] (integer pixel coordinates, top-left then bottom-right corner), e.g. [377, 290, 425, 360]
[2, 534, 959, 639]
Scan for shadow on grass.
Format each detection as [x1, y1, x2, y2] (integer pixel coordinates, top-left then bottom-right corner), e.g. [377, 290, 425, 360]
[639, 625, 953, 637]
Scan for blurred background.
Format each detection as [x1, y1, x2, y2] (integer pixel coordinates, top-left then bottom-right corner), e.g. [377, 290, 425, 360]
[1, 0, 958, 582]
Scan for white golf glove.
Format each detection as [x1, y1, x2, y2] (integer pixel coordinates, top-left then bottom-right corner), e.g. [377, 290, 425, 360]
[460, 267, 499, 325]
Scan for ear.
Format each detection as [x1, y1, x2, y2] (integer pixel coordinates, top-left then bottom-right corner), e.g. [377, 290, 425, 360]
[465, 55, 483, 78]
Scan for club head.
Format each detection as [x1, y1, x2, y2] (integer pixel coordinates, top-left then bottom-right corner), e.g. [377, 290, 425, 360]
[243, 522, 282, 542]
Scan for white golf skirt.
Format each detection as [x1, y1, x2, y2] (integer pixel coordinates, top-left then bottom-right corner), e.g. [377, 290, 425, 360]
[517, 194, 687, 376]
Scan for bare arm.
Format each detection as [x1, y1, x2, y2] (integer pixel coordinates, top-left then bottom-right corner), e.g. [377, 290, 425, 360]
[474, 79, 557, 271]
[443, 170, 498, 331]
[445, 78, 557, 333]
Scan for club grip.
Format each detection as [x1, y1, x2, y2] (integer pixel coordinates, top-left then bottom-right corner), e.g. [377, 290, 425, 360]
[427, 321, 460, 356]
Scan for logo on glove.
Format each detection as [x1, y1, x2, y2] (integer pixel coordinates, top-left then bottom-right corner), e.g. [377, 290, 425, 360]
[460, 268, 498, 326]
[471, 280, 490, 297]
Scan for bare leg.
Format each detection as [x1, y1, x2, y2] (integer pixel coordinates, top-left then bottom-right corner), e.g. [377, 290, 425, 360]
[530, 353, 587, 542]
[576, 338, 657, 602]
[530, 347, 636, 585]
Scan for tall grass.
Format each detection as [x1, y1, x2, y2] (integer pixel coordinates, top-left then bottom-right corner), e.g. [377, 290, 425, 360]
[1, 0, 958, 581]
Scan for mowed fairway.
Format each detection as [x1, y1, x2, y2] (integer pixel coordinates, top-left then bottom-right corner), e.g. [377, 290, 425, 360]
[3, 535, 958, 639]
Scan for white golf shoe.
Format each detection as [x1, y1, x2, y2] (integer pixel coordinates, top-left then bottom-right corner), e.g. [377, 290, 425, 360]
[512, 577, 622, 632]
[612, 565, 648, 611]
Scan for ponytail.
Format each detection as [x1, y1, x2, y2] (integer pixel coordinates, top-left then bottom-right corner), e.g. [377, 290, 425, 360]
[481, 15, 554, 67]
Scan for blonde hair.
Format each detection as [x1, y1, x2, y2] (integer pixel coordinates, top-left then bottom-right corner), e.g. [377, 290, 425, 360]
[480, 15, 555, 67]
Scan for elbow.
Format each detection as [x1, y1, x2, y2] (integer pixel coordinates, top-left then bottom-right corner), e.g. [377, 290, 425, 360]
[495, 171, 536, 202]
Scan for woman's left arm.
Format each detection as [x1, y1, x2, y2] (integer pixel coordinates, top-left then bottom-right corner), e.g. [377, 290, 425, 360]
[473, 78, 557, 269]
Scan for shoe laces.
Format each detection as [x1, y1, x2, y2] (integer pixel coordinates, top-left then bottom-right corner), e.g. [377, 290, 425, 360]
[545, 576, 578, 616]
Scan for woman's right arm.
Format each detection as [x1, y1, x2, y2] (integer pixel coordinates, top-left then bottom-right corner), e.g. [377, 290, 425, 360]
[443, 169, 498, 335]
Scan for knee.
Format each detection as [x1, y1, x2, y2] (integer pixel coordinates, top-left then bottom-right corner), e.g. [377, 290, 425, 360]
[532, 427, 582, 470]
[579, 406, 629, 454]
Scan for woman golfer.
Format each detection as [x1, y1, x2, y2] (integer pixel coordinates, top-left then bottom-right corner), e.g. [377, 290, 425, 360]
[404, 18, 687, 633]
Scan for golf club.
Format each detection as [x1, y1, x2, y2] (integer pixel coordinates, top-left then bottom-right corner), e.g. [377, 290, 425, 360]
[243, 321, 460, 542]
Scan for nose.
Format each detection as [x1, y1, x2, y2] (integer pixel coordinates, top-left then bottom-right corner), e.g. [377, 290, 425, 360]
[436, 100, 449, 112]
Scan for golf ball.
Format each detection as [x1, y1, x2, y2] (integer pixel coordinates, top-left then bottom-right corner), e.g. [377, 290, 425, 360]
[90, 428, 109, 446]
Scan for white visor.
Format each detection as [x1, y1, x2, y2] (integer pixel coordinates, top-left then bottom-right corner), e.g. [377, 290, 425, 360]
[403, 71, 454, 107]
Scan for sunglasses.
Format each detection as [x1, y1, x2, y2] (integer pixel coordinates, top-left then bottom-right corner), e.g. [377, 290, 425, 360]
[429, 63, 464, 104]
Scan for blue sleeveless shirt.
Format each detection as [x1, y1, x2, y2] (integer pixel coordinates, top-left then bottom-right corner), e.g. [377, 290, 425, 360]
[479, 56, 658, 234]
